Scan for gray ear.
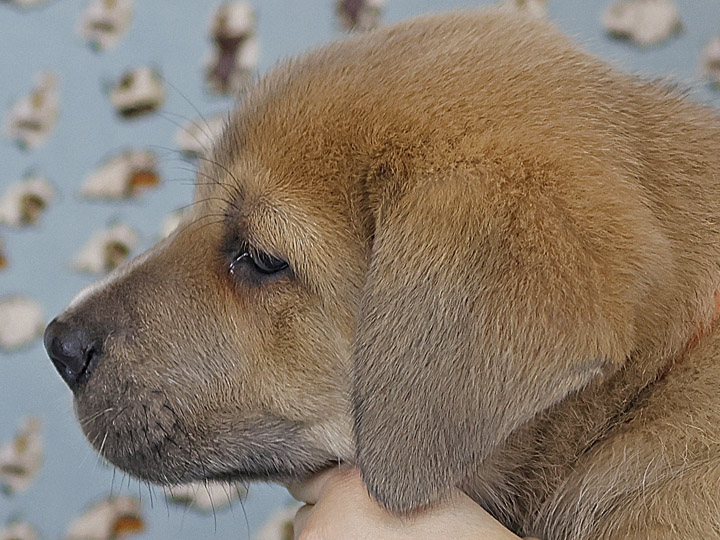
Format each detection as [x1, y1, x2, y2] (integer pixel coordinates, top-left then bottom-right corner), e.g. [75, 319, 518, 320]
[352, 167, 642, 513]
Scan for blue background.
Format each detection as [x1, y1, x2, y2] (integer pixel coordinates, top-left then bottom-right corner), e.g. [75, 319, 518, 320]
[1, 0, 718, 538]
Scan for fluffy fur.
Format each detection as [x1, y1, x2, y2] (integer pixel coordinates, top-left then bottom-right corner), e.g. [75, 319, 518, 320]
[48, 9, 720, 539]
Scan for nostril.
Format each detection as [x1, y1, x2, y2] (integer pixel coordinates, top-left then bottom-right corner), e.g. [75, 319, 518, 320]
[44, 318, 104, 391]
[82, 342, 102, 372]
[84, 343, 98, 364]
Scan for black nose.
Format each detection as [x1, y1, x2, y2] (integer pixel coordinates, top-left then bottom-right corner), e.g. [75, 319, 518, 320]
[44, 318, 103, 391]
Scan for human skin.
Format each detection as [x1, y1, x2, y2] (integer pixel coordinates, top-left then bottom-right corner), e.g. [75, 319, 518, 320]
[287, 468, 536, 540]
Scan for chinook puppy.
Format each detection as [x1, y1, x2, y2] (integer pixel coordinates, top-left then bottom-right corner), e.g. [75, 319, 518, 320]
[44, 9, 720, 540]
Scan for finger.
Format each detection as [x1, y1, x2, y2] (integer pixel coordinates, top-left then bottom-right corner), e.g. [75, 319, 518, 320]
[293, 504, 313, 540]
[286, 468, 341, 504]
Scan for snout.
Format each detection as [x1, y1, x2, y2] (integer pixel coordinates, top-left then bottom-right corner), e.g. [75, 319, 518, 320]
[44, 317, 104, 391]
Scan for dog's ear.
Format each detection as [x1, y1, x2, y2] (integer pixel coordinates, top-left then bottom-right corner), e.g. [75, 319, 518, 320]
[352, 163, 644, 513]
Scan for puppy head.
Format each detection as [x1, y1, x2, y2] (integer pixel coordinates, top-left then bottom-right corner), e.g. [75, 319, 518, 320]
[45, 10, 678, 513]
[45, 142, 367, 484]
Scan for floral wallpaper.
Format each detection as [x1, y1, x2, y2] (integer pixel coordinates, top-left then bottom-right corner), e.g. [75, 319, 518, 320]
[1, 0, 718, 539]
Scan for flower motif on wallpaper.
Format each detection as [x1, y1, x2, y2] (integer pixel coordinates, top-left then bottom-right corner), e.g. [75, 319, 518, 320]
[0, 175, 55, 228]
[0, 297, 45, 352]
[77, 0, 134, 52]
[603, 0, 682, 46]
[109, 67, 165, 119]
[174, 113, 227, 159]
[166, 481, 247, 513]
[72, 224, 137, 275]
[205, 2, 259, 95]
[64, 496, 144, 540]
[336, 0, 385, 31]
[81, 149, 161, 201]
[4, 73, 59, 150]
[703, 35, 720, 88]
[0, 417, 43, 495]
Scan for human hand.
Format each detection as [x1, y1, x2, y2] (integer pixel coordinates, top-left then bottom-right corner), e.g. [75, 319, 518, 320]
[286, 467, 533, 540]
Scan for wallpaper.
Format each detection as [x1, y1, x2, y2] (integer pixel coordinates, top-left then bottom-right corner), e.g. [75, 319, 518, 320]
[1, 0, 718, 539]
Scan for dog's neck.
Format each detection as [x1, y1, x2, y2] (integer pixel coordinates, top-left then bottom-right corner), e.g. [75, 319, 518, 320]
[465, 289, 720, 531]
[591, 288, 720, 446]
[672, 289, 720, 371]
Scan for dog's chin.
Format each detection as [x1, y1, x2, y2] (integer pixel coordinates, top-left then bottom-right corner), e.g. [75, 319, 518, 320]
[73, 380, 338, 486]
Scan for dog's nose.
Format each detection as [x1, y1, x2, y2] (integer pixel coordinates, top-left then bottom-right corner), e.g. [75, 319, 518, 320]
[44, 318, 103, 391]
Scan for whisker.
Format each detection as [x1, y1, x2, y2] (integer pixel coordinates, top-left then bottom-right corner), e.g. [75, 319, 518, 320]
[96, 431, 109, 464]
[204, 479, 218, 534]
[157, 73, 217, 138]
[171, 163, 242, 202]
[185, 218, 227, 238]
[78, 406, 116, 427]
[146, 146, 189, 165]
[150, 150, 242, 207]
[161, 176, 213, 188]
[219, 482, 236, 516]
[169, 165, 242, 208]
[109, 405, 130, 426]
[153, 111, 212, 153]
[162, 485, 170, 519]
[194, 154, 243, 193]
[161, 109, 214, 143]
[238, 485, 251, 540]
[169, 196, 234, 215]
[111, 467, 117, 498]
[78, 433, 102, 471]
[178, 484, 191, 530]
[171, 214, 226, 239]
[147, 145, 201, 169]
[146, 481, 155, 510]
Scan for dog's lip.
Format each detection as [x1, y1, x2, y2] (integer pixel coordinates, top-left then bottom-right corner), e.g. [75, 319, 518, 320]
[209, 458, 341, 485]
[279, 461, 348, 489]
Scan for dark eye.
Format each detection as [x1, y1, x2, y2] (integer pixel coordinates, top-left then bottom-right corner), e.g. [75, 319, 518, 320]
[250, 250, 288, 274]
[229, 247, 288, 276]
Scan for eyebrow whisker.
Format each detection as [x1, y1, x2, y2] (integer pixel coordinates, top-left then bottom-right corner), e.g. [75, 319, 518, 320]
[194, 154, 245, 195]
[161, 161, 243, 210]
[157, 72, 221, 143]
[171, 213, 227, 239]
[171, 196, 238, 215]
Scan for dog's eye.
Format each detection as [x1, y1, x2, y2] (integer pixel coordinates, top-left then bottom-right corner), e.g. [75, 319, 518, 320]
[250, 250, 289, 274]
[230, 248, 289, 276]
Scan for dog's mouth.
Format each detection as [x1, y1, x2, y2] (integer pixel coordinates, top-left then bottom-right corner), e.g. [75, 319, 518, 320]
[74, 379, 339, 486]
[183, 422, 342, 486]
[210, 458, 341, 485]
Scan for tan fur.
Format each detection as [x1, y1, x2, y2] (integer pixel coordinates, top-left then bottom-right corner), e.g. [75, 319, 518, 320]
[50, 9, 720, 539]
